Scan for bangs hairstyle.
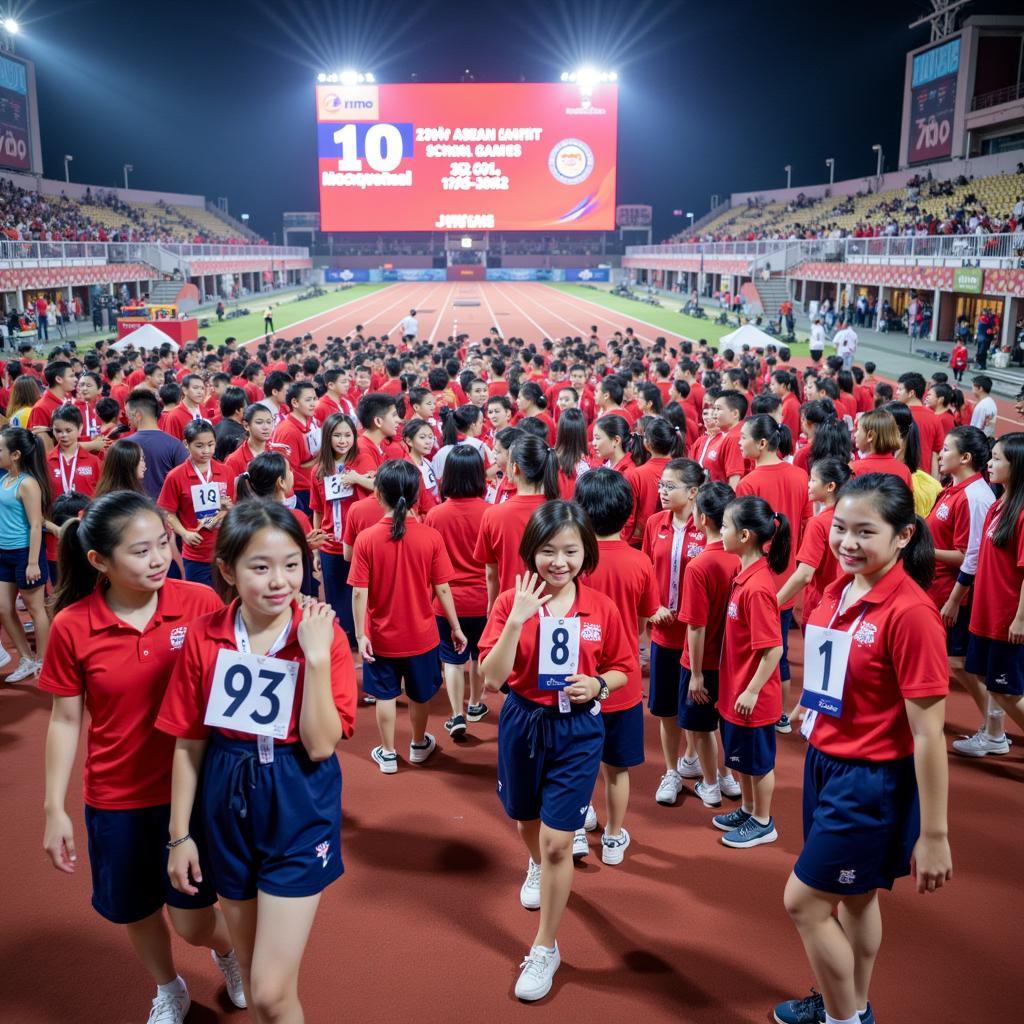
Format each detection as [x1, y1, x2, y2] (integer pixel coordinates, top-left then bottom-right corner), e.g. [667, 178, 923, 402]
[316, 411, 359, 479]
[214, 499, 309, 603]
[858, 409, 901, 455]
[440, 444, 487, 499]
[183, 418, 216, 445]
[519, 499, 598, 577]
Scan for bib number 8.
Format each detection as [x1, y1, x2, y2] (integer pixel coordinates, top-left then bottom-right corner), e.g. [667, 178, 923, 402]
[550, 626, 571, 666]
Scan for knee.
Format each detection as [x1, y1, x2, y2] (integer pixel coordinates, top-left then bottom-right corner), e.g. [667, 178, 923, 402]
[249, 975, 294, 1021]
[783, 880, 827, 928]
[541, 833, 572, 865]
[170, 909, 214, 947]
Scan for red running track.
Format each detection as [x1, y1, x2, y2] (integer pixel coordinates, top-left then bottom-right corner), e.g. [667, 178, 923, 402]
[2, 283, 1022, 1022]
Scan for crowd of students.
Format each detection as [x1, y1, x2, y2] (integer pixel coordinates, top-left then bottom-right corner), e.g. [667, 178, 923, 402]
[4, 321, 1019, 1024]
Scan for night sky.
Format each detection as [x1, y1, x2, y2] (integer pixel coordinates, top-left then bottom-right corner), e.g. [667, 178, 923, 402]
[12, 0, 1024, 240]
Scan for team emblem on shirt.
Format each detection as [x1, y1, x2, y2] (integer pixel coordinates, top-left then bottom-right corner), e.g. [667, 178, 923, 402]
[686, 542, 703, 559]
[316, 841, 331, 867]
[169, 626, 188, 650]
[79, 466, 93, 476]
[838, 869, 856, 885]
[581, 622, 602, 642]
[934, 503, 950, 521]
[853, 621, 877, 646]
[727, 601, 738, 620]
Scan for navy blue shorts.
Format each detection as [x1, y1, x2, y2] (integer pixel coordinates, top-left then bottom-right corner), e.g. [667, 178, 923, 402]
[720, 719, 776, 776]
[795, 745, 919, 895]
[436, 615, 486, 665]
[601, 703, 645, 768]
[497, 689, 604, 831]
[200, 734, 343, 901]
[779, 608, 795, 683]
[648, 641, 684, 718]
[0, 545, 48, 590]
[84, 803, 216, 924]
[320, 551, 354, 644]
[362, 647, 442, 703]
[294, 489, 311, 515]
[182, 557, 214, 588]
[966, 634, 1024, 696]
[678, 668, 721, 732]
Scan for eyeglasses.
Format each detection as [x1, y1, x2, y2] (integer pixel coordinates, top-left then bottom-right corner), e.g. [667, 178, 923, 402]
[658, 481, 684, 492]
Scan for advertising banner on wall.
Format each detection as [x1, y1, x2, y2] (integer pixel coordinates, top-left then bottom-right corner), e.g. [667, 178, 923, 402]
[325, 267, 372, 282]
[564, 267, 610, 282]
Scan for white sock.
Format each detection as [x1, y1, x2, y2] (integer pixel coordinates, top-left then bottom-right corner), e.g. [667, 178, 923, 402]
[858, 1009, 867, 1017]
[825, 1013, 859, 1024]
[533, 943, 556, 954]
[752, 814, 771, 826]
[157, 976, 186, 997]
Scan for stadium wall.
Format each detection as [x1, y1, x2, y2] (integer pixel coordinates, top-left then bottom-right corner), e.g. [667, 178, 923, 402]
[323, 267, 610, 283]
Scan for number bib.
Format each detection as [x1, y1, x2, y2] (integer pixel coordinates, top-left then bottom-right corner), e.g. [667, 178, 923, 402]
[306, 429, 321, 457]
[800, 622, 853, 719]
[190, 482, 222, 520]
[537, 616, 580, 690]
[204, 648, 299, 739]
[323, 473, 353, 502]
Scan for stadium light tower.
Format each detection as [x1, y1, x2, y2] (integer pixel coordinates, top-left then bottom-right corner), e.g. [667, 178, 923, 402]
[784, 164, 792, 189]
[686, 212, 694, 228]
[825, 157, 835, 185]
[562, 68, 617, 97]
[63, 154, 73, 183]
[1, 16, 17, 52]
[123, 163, 134, 190]
[872, 144, 884, 177]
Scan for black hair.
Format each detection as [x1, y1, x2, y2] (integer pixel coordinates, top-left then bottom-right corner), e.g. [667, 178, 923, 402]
[663, 457, 705, 492]
[992, 433, 1024, 548]
[440, 444, 487, 500]
[53, 491, 162, 612]
[508, 434, 560, 500]
[285, 380, 315, 409]
[945, 425, 989, 473]
[519, 499, 598, 576]
[1, 425, 50, 517]
[836, 473, 934, 589]
[183, 418, 216, 446]
[636, 382, 663, 415]
[51, 489, 90, 531]
[573, 467, 634, 536]
[125, 387, 160, 421]
[52, 403, 83, 429]
[810, 456, 852, 493]
[598, 375, 625, 406]
[374, 458, 421, 541]
[517, 416, 551, 442]
[695, 481, 734, 530]
[441, 404, 482, 446]
[725, 495, 792, 574]
[801, 399, 852, 467]
[357, 392, 398, 431]
[95, 397, 122, 427]
[661, 401, 690, 447]
[494, 425, 523, 451]
[879, 401, 921, 473]
[715, 390, 748, 421]
[744, 413, 792, 456]
[96, 439, 146, 496]
[518, 380, 547, 410]
[554, 408, 588, 476]
[594, 413, 644, 462]
[43, 360, 71, 388]
[220, 386, 248, 420]
[214, 499, 309, 603]
[645, 416, 685, 458]
[235, 451, 289, 501]
[486, 393, 514, 416]
[897, 371, 927, 400]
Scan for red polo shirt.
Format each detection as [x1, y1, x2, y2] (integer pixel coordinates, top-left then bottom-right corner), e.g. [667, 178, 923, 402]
[623, 455, 671, 547]
[718, 423, 748, 482]
[38, 580, 222, 809]
[156, 599, 356, 745]
[925, 474, 978, 608]
[424, 497, 489, 618]
[473, 493, 547, 593]
[162, 403, 207, 442]
[805, 564, 948, 761]
[27, 388, 66, 432]
[477, 581, 635, 708]
[584, 539, 659, 711]
[342, 495, 385, 548]
[310, 466, 359, 556]
[691, 431, 726, 476]
[850, 452, 913, 488]
[795, 506, 843, 616]
[271, 413, 320, 491]
[910, 404, 944, 471]
[348, 519, 455, 657]
[719, 559, 783, 728]
[642, 510, 706, 649]
[157, 459, 232, 563]
[969, 502, 1024, 640]
[677, 540, 740, 671]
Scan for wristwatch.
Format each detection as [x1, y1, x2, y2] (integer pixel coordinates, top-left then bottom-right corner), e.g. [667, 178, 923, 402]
[595, 675, 610, 702]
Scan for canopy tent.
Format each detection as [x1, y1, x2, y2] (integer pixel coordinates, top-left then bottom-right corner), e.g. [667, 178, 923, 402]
[109, 322, 180, 352]
[717, 322, 779, 352]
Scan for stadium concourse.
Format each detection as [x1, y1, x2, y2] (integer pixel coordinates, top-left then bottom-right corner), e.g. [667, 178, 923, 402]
[1, 279, 1020, 1024]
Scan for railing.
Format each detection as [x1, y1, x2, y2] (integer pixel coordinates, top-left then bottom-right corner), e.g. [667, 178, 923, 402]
[971, 81, 1024, 112]
[625, 232, 1024, 266]
[0, 239, 309, 264]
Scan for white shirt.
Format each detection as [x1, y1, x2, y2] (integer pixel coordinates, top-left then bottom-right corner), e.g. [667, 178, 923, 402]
[970, 395, 997, 438]
[401, 315, 418, 337]
[810, 323, 825, 350]
[833, 326, 858, 357]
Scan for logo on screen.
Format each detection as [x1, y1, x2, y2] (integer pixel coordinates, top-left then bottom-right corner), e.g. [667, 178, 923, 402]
[317, 85, 379, 121]
[566, 96, 607, 116]
[549, 139, 594, 185]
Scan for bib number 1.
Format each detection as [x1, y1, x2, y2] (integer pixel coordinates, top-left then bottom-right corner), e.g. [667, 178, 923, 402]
[799, 623, 852, 718]
[537, 617, 580, 690]
[204, 649, 299, 739]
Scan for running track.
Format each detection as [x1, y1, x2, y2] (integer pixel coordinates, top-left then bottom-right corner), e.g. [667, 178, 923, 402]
[1, 285, 1021, 1022]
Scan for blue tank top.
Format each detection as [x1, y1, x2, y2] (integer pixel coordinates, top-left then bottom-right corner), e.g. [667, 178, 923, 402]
[0, 474, 30, 549]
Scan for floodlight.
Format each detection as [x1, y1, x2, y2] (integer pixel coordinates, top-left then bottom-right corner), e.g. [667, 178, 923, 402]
[327, 73, 338, 83]
[568, 72, 577, 82]
[339, 69, 359, 86]
[575, 66, 599, 90]
[2, 18, 18, 35]
[365, 72, 375, 83]
[317, 72, 326, 83]
[609, 71, 618, 81]
[560, 71, 569, 82]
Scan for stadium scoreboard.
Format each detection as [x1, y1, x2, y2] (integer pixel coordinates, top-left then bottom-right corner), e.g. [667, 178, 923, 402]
[315, 83, 618, 232]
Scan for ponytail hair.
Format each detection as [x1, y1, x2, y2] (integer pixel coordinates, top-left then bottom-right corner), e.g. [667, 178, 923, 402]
[745, 413, 792, 456]
[726, 495, 792, 575]
[508, 433, 560, 500]
[645, 415, 684, 458]
[661, 401, 689, 448]
[235, 451, 288, 501]
[836, 473, 935, 588]
[879, 401, 920, 472]
[441, 404, 481, 447]
[518, 380, 547, 411]
[1, 425, 51, 518]
[595, 413, 643, 463]
[664, 457, 705, 491]
[810, 456, 852, 492]
[52, 491, 162, 613]
[802, 400, 852, 467]
[374, 458, 421, 541]
[945, 425, 989, 473]
[695, 481, 735, 531]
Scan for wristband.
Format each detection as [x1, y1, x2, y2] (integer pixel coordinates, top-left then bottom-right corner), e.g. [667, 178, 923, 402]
[166, 833, 192, 850]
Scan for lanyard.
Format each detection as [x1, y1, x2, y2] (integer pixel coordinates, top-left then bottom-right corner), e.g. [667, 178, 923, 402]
[82, 403, 96, 436]
[191, 461, 213, 485]
[827, 582, 867, 633]
[698, 433, 716, 465]
[57, 450, 78, 494]
[667, 523, 685, 608]
[234, 608, 291, 657]
[332, 462, 345, 540]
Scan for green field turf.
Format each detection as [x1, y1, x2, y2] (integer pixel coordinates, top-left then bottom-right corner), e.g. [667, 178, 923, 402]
[194, 284, 387, 347]
[547, 283, 811, 355]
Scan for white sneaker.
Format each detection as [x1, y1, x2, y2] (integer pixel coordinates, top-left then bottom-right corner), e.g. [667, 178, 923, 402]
[519, 858, 541, 909]
[6, 657, 40, 683]
[514, 943, 560, 1001]
[0, 645, 11, 669]
[146, 988, 190, 1024]
[952, 727, 1011, 757]
[656, 769, 683, 805]
[211, 948, 246, 1009]
[572, 829, 589, 859]
[718, 773, 742, 799]
[409, 733, 436, 764]
[583, 803, 598, 831]
[695, 779, 722, 807]
[677, 754, 702, 778]
[601, 828, 631, 865]
[370, 746, 398, 774]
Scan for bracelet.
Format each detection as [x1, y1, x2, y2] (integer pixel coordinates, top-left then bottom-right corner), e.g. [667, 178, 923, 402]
[166, 833, 192, 850]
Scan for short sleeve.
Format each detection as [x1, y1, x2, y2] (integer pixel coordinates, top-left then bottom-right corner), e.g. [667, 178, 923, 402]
[678, 561, 710, 627]
[889, 603, 950, 698]
[347, 533, 372, 588]
[329, 628, 358, 738]
[722, 434, 746, 479]
[746, 588, 782, 650]
[638, 559, 661, 618]
[797, 516, 828, 569]
[156, 470, 179, 515]
[342, 506, 361, 547]
[472, 509, 497, 564]
[310, 482, 325, 516]
[429, 530, 456, 585]
[155, 628, 210, 740]
[36, 613, 85, 696]
[477, 591, 514, 663]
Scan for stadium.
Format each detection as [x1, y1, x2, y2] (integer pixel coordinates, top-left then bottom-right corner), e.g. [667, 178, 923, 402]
[1, 1, 1023, 1023]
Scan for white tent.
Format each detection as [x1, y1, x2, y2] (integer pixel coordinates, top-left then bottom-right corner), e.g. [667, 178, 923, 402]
[718, 322, 779, 352]
[110, 322, 180, 352]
